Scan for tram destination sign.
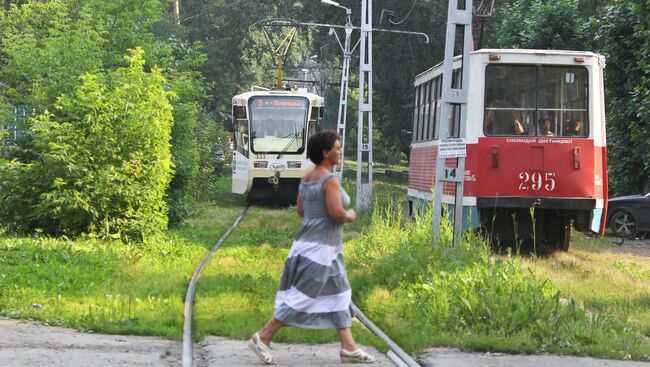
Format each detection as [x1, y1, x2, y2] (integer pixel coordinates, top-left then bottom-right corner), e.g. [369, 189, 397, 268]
[438, 138, 467, 158]
[254, 98, 306, 108]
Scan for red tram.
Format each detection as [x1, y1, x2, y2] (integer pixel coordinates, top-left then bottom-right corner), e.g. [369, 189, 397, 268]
[408, 49, 608, 250]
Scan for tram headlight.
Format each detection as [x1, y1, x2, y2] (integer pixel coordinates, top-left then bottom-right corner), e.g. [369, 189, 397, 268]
[287, 161, 302, 169]
[254, 161, 268, 169]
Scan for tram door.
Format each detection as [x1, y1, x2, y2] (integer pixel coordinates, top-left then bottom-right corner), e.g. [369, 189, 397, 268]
[232, 105, 250, 194]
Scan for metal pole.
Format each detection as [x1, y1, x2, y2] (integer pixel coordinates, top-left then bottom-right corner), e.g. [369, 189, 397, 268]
[334, 11, 353, 179]
[356, 0, 373, 211]
[432, 0, 472, 246]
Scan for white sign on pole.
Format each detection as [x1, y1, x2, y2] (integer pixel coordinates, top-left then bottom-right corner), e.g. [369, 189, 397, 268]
[438, 138, 467, 159]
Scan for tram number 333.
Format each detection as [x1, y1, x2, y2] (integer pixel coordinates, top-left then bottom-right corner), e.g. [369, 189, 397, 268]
[518, 171, 557, 191]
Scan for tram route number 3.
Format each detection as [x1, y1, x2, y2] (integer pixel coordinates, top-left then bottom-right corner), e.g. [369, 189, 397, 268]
[518, 171, 557, 191]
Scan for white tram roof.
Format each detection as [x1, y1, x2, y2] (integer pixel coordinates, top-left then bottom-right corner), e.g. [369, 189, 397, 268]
[232, 88, 325, 107]
[414, 48, 605, 85]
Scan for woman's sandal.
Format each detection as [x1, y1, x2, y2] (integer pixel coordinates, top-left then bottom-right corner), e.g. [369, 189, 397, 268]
[340, 348, 377, 363]
[248, 332, 277, 365]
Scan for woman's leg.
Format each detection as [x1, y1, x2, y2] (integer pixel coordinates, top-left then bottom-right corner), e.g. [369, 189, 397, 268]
[258, 318, 284, 346]
[337, 327, 357, 351]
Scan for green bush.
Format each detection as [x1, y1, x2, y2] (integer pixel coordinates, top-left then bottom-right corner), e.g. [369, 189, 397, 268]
[0, 48, 174, 242]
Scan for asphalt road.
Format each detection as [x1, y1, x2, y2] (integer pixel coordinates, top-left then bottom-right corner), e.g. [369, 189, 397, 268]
[2, 318, 649, 367]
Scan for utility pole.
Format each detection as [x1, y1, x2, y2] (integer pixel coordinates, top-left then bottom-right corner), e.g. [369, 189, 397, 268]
[255, 4, 428, 205]
[432, 0, 473, 246]
[173, 0, 180, 25]
[356, 0, 373, 211]
[331, 10, 354, 179]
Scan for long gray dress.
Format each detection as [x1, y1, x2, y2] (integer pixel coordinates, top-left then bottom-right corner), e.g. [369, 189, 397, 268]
[273, 172, 352, 329]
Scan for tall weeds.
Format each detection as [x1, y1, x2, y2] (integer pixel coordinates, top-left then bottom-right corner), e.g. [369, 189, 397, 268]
[346, 204, 644, 358]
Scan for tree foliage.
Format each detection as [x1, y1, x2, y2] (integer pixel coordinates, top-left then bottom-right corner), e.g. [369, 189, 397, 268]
[0, 0, 227, 231]
[599, 0, 650, 194]
[492, 0, 596, 50]
[0, 49, 174, 241]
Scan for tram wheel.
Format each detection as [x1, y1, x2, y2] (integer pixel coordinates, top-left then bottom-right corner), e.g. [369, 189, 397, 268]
[545, 215, 571, 251]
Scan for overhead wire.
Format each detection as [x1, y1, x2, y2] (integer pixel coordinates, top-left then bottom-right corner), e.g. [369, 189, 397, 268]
[388, 0, 418, 25]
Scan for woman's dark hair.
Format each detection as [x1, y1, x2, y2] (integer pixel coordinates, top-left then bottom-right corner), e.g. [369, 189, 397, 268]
[307, 131, 340, 164]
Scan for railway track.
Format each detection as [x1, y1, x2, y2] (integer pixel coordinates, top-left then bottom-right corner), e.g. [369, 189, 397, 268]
[180, 204, 420, 367]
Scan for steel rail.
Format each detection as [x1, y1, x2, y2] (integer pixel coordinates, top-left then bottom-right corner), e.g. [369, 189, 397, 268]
[180, 203, 417, 366]
[182, 205, 249, 367]
[351, 304, 421, 367]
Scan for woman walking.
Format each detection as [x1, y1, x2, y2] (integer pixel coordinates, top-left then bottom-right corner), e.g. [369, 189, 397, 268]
[248, 131, 376, 364]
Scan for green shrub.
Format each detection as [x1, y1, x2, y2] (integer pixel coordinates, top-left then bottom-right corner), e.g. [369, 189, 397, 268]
[0, 48, 174, 242]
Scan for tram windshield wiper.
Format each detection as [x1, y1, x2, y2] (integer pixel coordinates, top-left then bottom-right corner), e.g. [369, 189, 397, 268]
[277, 129, 302, 159]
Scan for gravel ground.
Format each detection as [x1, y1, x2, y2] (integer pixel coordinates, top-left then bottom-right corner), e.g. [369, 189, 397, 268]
[598, 236, 650, 257]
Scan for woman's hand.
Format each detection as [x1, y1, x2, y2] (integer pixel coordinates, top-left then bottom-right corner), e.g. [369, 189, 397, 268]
[345, 209, 356, 222]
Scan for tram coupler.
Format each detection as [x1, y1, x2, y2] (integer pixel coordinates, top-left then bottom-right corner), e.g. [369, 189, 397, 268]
[268, 172, 281, 191]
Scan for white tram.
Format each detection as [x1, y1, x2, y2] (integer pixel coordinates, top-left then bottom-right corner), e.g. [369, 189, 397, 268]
[408, 49, 608, 249]
[229, 88, 324, 202]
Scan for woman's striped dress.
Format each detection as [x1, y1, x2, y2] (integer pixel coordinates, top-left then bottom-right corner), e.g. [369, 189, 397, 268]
[274, 172, 352, 329]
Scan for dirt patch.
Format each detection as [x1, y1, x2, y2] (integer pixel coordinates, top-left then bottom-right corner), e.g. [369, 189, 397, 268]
[593, 235, 650, 257]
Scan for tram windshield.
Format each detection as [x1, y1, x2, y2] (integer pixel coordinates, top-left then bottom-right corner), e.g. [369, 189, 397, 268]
[484, 65, 589, 137]
[248, 96, 308, 153]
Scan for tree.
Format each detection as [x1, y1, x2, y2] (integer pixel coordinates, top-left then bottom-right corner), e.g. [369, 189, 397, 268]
[492, 0, 595, 50]
[0, 49, 174, 240]
[598, 0, 650, 194]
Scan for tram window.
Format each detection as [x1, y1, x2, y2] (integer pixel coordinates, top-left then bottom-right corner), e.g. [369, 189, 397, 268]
[421, 82, 430, 141]
[310, 106, 319, 121]
[427, 80, 435, 140]
[484, 65, 536, 136]
[418, 85, 426, 141]
[412, 86, 419, 143]
[413, 84, 428, 143]
[318, 107, 324, 132]
[484, 65, 588, 137]
[434, 76, 442, 139]
[234, 106, 246, 119]
[234, 115, 249, 156]
[538, 67, 588, 137]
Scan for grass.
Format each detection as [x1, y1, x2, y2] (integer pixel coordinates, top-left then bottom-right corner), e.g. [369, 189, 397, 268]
[1, 167, 649, 361]
[520, 233, 650, 348]
[0, 177, 246, 338]
[345, 207, 650, 360]
[189, 171, 403, 349]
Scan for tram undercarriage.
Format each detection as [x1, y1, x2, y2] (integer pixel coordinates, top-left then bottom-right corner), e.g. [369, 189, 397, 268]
[478, 207, 594, 253]
[248, 177, 301, 205]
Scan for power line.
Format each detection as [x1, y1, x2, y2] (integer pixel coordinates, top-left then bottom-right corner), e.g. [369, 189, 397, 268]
[387, 0, 418, 26]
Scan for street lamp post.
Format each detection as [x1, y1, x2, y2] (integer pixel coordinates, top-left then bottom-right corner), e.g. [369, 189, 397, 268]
[356, 0, 373, 212]
[321, 0, 354, 180]
[321, 0, 373, 212]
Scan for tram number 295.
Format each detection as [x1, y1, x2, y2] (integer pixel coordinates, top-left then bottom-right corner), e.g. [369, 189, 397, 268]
[518, 171, 556, 192]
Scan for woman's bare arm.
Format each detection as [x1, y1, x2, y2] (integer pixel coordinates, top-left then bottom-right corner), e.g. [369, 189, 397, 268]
[296, 194, 304, 217]
[323, 176, 355, 223]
